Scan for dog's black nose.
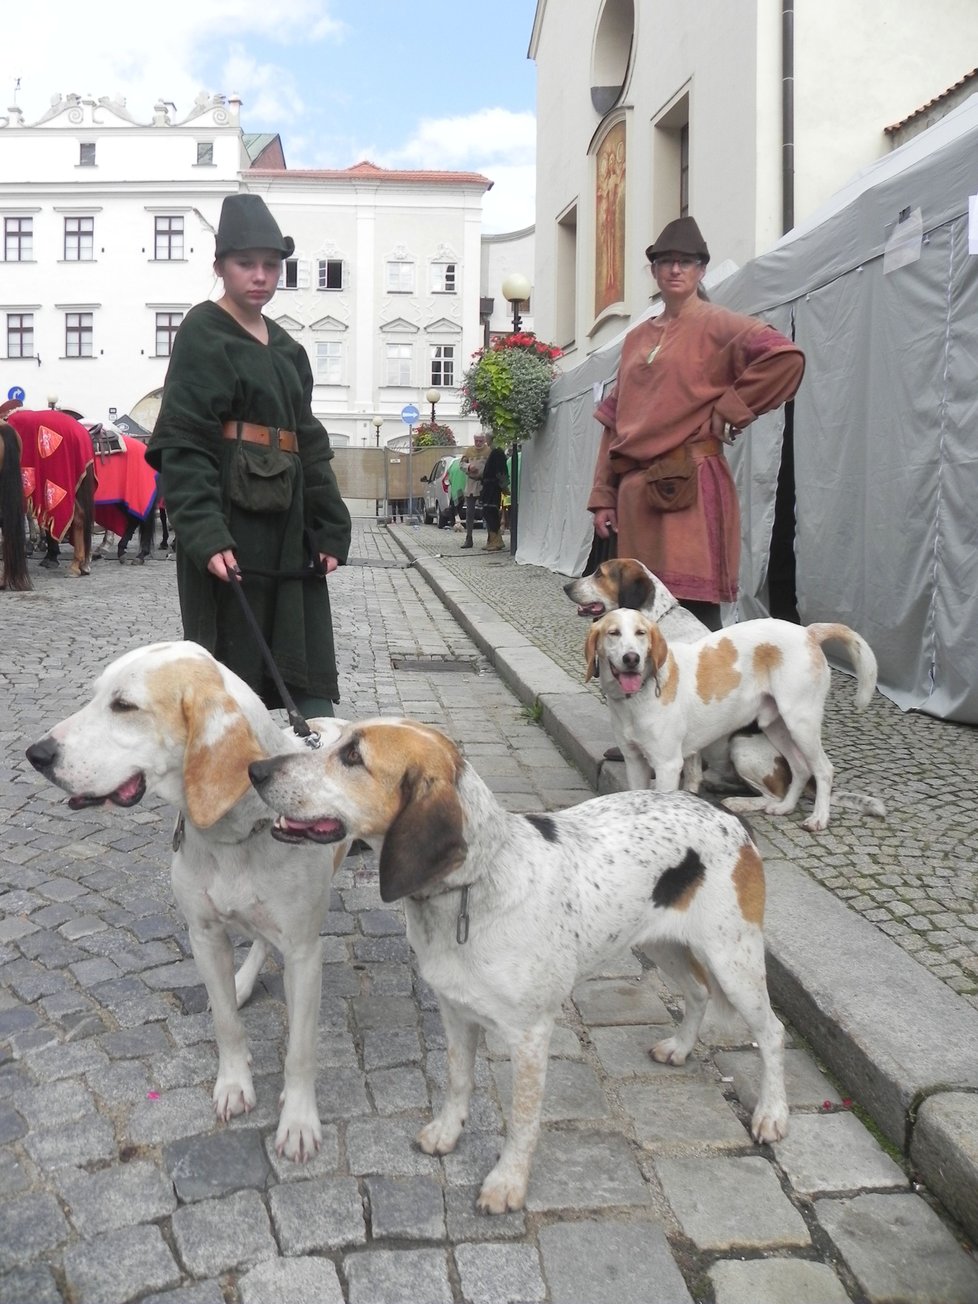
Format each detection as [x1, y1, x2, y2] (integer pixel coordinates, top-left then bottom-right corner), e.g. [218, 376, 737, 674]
[26, 737, 59, 772]
[248, 757, 280, 788]
[622, 651, 640, 671]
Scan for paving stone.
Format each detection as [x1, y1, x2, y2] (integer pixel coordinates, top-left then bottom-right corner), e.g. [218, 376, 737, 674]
[709, 1256, 851, 1304]
[23, 1113, 117, 1167]
[61, 1224, 181, 1304]
[0, 1191, 70, 1269]
[13, 1076, 96, 1128]
[315, 1065, 371, 1120]
[572, 975, 673, 1025]
[362, 1027, 423, 1069]
[239, 1256, 345, 1304]
[0, 1265, 62, 1304]
[365, 1174, 445, 1240]
[346, 1117, 441, 1177]
[368, 1064, 430, 1113]
[715, 1046, 843, 1111]
[526, 1131, 651, 1212]
[170, 1187, 277, 1277]
[621, 1078, 749, 1147]
[344, 1248, 453, 1304]
[539, 1219, 692, 1304]
[143, 1284, 227, 1304]
[589, 1023, 707, 1078]
[164, 1126, 270, 1201]
[773, 1110, 908, 1193]
[816, 1191, 978, 1303]
[126, 1085, 217, 1145]
[454, 1242, 546, 1303]
[269, 1176, 366, 1252]
[492, 1056, 610, 1122]
[655, 1155, 811, 1250]
[444, 1183, 527, 1240]
[58, 1159, 177, 1235]
[264, 1124, 340, 1179]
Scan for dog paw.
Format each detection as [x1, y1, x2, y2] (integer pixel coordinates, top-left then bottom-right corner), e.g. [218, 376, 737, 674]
[801, 814, 828, 832]
[649, 1036, 688, 1066]
[213, 1075, 256, 1121]
[275, 1113, 322, 1162]
[476, 1163, 528, 1214]
[751, 1103, 789, 1144]
[417, 1115, 463, 1156]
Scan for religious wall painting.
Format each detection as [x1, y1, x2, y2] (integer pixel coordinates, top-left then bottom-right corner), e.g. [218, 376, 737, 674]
[595, 121, 626, 317]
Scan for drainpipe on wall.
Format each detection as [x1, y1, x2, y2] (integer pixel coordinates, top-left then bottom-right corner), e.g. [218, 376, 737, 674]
[782, 0, 795, 235]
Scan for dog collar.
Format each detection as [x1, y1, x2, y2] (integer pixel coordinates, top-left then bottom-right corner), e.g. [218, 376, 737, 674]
[410, 881, 471, 945]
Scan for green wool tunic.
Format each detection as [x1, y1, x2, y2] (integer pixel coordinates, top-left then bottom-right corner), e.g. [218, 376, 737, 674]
[146, 301, 351, 705]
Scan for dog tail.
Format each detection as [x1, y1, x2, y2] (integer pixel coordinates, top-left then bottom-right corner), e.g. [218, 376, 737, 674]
[831, 789, 887, 820]
[807, 623, 878, 710]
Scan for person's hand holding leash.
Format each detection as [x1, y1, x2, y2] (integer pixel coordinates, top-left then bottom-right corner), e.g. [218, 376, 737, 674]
[593, 508, 618, 539]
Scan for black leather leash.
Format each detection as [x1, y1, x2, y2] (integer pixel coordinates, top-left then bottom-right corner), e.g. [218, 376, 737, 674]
[227, 564, 323, 746]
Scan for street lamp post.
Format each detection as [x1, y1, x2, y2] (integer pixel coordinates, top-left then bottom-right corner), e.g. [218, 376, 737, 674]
[47, 394, 58, 410]
[371, 416, 384, 519]
[371, 415, 383, 447]
[500, 273, 532, 555]
[424, 388, 441, 424]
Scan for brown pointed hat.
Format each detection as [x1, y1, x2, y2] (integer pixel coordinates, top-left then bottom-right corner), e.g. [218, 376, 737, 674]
[646, 216, 710, 264]
[215, 194, 295, 259]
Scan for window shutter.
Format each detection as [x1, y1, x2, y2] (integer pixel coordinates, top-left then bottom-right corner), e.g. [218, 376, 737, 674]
[297, 260, 311, 290]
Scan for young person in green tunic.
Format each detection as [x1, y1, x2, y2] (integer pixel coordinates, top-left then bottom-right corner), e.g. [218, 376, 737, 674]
[146, 195, 351, 716]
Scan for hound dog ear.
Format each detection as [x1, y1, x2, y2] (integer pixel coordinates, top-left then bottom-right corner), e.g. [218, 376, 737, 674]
[584, 622, 602, 683]
[618, 561, 654, 611]
[648, 622, 670, 671]
[379, 767, 467, 903]
[182, 683, 266, 829]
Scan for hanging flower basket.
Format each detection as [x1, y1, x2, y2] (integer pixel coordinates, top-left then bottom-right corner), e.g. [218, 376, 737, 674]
[412, 420, 456, 449]
[459, 332, 562, 448]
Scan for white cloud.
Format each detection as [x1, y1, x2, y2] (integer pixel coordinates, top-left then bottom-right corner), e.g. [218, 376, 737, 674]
[6, 0, 344, 124]
[389, 107, 536, 168]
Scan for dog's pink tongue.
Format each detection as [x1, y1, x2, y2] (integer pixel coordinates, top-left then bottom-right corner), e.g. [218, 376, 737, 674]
[618, 673, 644, 695]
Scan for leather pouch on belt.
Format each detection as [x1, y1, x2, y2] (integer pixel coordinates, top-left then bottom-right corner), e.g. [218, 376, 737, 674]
[645, 442, 697, 512]
[228, 440, 297, 513]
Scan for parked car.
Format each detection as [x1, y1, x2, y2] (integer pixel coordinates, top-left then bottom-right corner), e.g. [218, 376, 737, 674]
[420, 455, 483, 528]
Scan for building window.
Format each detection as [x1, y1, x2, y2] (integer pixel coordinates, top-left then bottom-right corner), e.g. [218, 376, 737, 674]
[316, 340, 343, 384]
[385, 342, 413, 386]
[431, 262, 456, 294]
[196, 141, 214, 165]
[155, 311, 183, 357]
[64, 216, 94, 261]
[4, 217, 32, 262]
[7, 313, 34, 359]
[430, 345, 455, 388]
[280, 259, 299, 289]
[318, 259, 344, 290]
[679, 124, 689, 217]
[386, 260, 414, 293]
[79, 142, 96, 166]
[154, 215, 184, 261]
[65, 312, 93, 358]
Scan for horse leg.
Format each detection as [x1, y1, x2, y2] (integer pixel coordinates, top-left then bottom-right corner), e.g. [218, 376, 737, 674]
[0, 425, 32, 590]
[137, 513, 154, 561]
[67, 467, 93, 577]
[158, 505, 170, 549]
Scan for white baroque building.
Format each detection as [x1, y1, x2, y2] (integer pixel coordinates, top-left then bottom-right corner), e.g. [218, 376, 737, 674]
[528, 0, 978, 362]
[0, 93, 491, 446]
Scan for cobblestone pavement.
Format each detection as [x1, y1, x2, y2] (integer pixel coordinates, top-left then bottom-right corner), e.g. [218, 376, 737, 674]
[1, 523, 977, 1304]
[398, 521, 978, 1013]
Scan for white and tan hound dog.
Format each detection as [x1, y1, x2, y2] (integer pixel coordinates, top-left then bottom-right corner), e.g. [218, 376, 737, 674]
[585, 610, 879, 831]
[27, 641, 350, 1162]
[248, 718, 789, 1213]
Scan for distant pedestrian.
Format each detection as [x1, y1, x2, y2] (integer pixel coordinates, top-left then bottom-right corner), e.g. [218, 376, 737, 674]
[479, 443, 509, 552]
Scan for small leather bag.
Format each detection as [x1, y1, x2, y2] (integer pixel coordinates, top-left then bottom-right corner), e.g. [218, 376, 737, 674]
[645, 442, 698, 512]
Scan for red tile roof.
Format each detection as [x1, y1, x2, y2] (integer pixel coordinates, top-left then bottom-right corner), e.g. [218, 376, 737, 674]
[885, 68, 978, 133]
[249, 159, 492, 188]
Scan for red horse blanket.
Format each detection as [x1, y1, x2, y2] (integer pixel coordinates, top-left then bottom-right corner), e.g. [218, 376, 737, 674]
[7, 410, 94, 542]
[93, 434, 159, 536]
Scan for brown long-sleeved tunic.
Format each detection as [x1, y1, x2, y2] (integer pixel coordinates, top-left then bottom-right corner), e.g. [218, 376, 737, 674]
[588, 301, 804, 603]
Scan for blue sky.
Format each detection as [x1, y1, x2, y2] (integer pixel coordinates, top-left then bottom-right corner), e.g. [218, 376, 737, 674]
[9, 0, 539, 231]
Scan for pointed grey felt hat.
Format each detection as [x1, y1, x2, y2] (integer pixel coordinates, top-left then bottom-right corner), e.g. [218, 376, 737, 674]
[646, 216, 710, 264]
[215, 194, 295, 259]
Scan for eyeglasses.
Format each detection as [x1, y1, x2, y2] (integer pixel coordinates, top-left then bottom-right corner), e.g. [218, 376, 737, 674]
[651, 255, 701, 270]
